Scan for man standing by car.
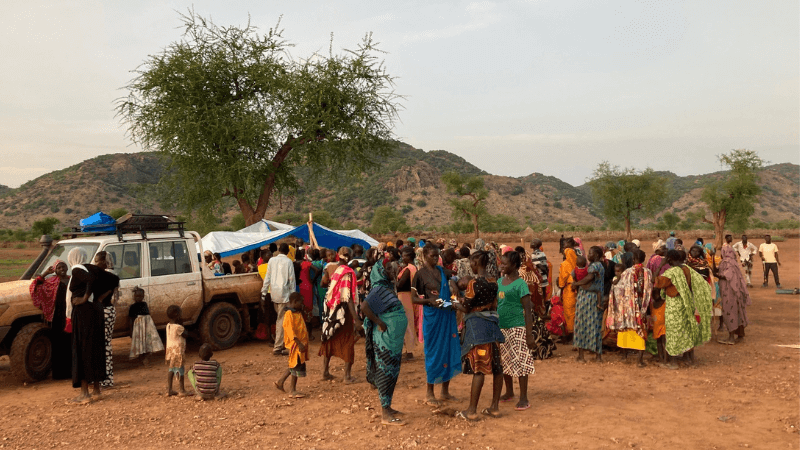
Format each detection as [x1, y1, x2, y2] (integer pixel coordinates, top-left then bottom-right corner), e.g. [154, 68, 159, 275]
[732, 234, 757, 287]
[261, 243, 296, 355]
[758, 235, 781, 289]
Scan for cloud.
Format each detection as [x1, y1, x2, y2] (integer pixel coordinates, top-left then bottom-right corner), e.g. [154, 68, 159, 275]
[400, 2, 502, 44]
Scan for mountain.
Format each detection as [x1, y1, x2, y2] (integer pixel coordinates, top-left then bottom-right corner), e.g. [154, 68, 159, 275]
[0, 143, 797, 232]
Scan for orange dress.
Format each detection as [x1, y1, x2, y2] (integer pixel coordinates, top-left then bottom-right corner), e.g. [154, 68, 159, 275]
[558, 249, 578, 333]
[283, 310, 309, 367]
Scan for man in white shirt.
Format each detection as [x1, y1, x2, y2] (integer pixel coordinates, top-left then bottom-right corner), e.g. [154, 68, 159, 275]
[732, 234, 758, 287]
[261, 243, 296, 355]
[758, 235, 781, 288]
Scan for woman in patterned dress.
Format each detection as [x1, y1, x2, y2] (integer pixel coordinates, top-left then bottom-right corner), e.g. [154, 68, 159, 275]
[571, 246, 605, 363]
[497, 251, 539, 411]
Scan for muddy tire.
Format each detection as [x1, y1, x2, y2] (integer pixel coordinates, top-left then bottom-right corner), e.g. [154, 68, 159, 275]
[10, 323, 52, 383]
[199, 303, 242, 350]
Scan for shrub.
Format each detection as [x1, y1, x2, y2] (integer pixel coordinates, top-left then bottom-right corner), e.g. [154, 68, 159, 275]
[416, 199, 427, 207]
[553, 201, 563, 209]
[15, 243, 26, 249]
[32, 217, 60, 236]
[401, 205, 413, 214]
[510, 185, 524, 196]
[110, 208, 129, 220]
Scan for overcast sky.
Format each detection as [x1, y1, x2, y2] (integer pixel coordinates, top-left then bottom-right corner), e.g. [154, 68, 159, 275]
[1, 1, 797, 188]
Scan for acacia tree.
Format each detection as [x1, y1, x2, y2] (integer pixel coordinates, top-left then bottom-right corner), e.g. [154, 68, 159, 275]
[117, 11, 401, 225]
[441, 171, 488, 239]
[589, 162, 667, 241]
[701, 149, 763, 248]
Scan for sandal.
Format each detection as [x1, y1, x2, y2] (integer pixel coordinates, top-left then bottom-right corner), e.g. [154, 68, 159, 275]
[514, 404, 531, 411]
[455, 411, 477, 421]
[480, 408, 501, 418]
[381, 417, 406, 426]
[717, 339, 734, 346]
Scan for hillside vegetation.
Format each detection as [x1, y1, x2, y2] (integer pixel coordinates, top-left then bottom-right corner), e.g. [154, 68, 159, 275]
[0, 142, 797, 234]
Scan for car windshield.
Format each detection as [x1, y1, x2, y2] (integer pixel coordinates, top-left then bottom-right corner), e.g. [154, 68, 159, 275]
[34, 242, 100, 276]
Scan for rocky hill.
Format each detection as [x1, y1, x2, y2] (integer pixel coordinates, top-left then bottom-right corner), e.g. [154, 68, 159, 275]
[0, 143, 797, 232]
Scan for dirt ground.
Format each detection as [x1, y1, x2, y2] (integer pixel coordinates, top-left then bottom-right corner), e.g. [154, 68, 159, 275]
[0, 239, 797, 450]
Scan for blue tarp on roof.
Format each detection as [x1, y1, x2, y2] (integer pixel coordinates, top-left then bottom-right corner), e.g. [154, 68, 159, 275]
[80, 212, 116, 233]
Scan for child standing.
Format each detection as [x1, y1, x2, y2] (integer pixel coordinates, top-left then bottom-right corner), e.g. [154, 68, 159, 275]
[275, 293, 309, 398]
[188, 344, 223, 400]
[165, 305, 188, 396]
[128, 287, 163, 364]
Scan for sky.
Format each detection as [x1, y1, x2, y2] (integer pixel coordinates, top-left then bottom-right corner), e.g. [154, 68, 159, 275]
[1, 0, 798, 188]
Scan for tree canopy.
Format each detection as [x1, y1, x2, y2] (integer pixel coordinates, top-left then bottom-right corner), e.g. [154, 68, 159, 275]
[117, 11, 402, 225]
[701, 149, 763, 247]
[369, 206, 409, 234]
[588, 162, 668, 241]
[441, 171, 488, 238]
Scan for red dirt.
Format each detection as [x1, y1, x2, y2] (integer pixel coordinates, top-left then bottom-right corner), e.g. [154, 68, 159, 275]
[0, 239, 797, 449]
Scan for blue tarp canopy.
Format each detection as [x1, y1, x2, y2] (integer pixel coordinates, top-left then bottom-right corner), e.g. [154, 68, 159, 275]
[200, 221, 378, 258]
[80, 212, 116, 233]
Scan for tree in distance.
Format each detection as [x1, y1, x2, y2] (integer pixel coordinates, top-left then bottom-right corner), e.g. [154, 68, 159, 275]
[109, 208, 128, 220]
[117, 10, 402, 226]
[32, 217, 60, 237]
[441, 171, 488, 239]
[588, 162, 668, 241]
[370, 206, 409, 234]
[701, 149, 763, 249]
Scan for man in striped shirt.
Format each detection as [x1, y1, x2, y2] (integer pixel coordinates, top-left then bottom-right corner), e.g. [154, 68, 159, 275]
[188, 344, 223, 400]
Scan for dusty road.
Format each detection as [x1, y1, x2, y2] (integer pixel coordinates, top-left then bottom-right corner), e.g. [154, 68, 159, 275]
[0, 239, 797, 449]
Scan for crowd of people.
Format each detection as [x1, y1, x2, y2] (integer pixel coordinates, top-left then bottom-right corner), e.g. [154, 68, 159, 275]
[26, 229, 776, 421]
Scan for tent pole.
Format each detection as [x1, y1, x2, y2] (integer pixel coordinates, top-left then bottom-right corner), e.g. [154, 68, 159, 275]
[308, 213, 319, 249]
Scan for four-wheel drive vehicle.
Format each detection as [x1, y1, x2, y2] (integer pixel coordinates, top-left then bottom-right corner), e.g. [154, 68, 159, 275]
[0, 225, 263, 382]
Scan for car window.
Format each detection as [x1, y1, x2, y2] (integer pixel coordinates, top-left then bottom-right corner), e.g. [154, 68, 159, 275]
[35, 243, 100, 276]
[104, 243, 142, 280]
[149, 241, 193, 277]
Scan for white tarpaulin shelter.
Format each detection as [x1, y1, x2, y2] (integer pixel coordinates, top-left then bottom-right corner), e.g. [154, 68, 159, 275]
[201, 220, 378, 258]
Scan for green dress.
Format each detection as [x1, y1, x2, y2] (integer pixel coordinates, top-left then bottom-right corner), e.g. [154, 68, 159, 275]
[661, 266, 713, 356]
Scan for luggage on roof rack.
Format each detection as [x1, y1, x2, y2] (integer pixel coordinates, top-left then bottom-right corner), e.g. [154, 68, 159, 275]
[67, 213, 184, 240]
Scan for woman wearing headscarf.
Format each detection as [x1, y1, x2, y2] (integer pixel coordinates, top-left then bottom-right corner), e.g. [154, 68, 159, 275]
[362, 260, 407, 426]
[66, 248, 105, 403]
[557, 238, 578, 337]
[653, 250, 713, 368]
[30, 260, 72, 379]
[319, 247, 362, 383]
[714, 246, 751, 345]
[92, 252, 120, 388]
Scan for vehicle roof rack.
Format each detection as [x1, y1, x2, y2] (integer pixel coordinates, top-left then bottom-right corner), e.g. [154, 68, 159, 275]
[65, 214, 185, 241]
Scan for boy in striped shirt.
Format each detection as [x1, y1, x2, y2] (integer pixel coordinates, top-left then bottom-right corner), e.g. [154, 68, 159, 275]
[188, 344, 223, 400]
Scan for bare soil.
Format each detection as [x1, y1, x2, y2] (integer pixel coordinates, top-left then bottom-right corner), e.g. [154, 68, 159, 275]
[0, 239, 797, 449]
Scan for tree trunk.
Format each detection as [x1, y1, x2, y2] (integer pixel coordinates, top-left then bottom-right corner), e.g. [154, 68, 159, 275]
[624, 213, 632, 242]
[241, 139, 295, 226]
[472, 214, 480, 240]
[713, 210, 727, 250]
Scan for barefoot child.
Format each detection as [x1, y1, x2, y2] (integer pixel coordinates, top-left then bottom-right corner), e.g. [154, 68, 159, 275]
[165, 305, 188, 396]
[128, 286, 163, 364]
[276, 293, 309, 398]
[188, 344, 223, 400]
[571, 255, 589, 291]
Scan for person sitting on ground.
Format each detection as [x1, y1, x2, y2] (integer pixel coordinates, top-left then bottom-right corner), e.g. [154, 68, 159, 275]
[188, 344, 224, 401]
[275, 293, 309, 398]
[165, 305, 188, 396]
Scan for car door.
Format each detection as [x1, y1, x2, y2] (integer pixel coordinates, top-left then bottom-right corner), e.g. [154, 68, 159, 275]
[146, 239, 202, 326]
[103, 242, 146, 336]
